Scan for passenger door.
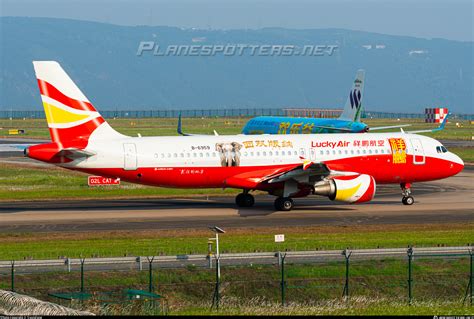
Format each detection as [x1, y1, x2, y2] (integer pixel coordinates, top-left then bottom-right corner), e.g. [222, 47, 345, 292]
[410, 138, 425, 165]
[123, 143, 137, 170]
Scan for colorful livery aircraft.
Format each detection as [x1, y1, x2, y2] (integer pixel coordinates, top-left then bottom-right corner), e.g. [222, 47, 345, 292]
[26, 62, 464, 211]
[241, 70, 409, 135]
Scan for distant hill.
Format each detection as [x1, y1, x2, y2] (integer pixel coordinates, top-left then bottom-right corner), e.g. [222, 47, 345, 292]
[0, 17, 472, 113]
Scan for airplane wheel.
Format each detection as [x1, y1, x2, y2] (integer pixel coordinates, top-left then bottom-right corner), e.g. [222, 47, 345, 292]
[274, 197, 294, 211]
[236, 193, 255, 207]
[402, 196, 414, 205]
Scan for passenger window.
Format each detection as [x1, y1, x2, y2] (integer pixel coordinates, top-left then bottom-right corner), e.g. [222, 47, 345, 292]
[269, 151, 273, 156]
[362, 149, 366, 154]
[199, 153, 203, 157]
[193, 153, 197, 157]
[275, 151, 279, 156]
[350, 150, 354, 155]
[174, 153, 177, 158]
[345, 150, 348, 155]
[212, 152, 217, 157]
[167, 153, 171, 158]
[326, 150, 330, 155]
[320, 150, 324, 155]
[206, 153, 210, 157]
[161, 153, 165, 158]
[263, 151, 267, 156]
[180, 153, 184, 158]
[187, 153, 190, 158]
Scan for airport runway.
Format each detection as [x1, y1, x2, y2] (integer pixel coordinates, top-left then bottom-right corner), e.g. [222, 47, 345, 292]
[0, 168, 472, 233]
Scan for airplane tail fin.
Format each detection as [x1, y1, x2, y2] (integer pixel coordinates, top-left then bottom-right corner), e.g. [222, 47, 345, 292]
[32, 61, 123, 149]
[338, 70, 365, 122]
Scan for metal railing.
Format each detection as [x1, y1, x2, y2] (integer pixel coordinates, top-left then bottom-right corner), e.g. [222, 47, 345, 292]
[0, 246, 471, 274]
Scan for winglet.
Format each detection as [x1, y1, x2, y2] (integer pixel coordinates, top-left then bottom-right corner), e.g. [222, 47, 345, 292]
[432, 112, 450, 132]
[407, 113, 450, 134]
[177, 112, 184, 135]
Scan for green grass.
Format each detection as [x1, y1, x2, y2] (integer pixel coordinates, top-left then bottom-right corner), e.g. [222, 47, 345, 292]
[0, 163, 238, 200]
[0, 224, 472, 260]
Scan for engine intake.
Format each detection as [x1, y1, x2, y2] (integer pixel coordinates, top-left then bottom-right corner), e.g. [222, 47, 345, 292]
[313, 174, 376, 203]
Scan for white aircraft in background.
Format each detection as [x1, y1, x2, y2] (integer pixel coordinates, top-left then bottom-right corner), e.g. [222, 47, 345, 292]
[26, 61, 464, 211]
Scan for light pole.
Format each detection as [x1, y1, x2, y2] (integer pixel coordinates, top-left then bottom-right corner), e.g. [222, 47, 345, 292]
[209, 226, 225, 310]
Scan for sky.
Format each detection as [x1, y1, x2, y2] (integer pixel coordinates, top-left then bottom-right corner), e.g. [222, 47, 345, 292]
[1, 0, 472, 42]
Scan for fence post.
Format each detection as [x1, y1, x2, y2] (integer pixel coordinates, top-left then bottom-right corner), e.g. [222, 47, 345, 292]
[80, 258, 85, 293]
[147, 256, 155, 293]
[280, 252, 287, 306]
[407, 247, 414, 305]
[211, 254, 221, 310]
[66, 258, 71, 273]
[466, 249, 473, 306]
[471, 250, 473, 306]
[10, 261, 15, 292]
[137, 256, 143, 271]
[342, 249, 352, 300]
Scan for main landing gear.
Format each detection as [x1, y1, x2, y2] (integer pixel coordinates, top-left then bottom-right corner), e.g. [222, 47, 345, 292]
[401, 182, 414, 205]
[235, 191, 255, 208]
[274, 197, 294, 211]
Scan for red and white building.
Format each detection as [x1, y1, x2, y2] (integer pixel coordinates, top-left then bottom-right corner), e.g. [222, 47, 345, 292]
[425, 108, 448, 123]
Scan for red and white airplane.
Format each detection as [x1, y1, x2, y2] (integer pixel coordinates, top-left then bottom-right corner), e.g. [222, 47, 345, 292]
[26, 61, 464, 211]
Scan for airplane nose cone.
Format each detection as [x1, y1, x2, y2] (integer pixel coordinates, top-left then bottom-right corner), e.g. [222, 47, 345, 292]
[449, 153, 464, 175]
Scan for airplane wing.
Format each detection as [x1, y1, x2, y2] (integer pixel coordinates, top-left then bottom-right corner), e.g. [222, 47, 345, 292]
[311, 125, 354, 132]
[405, 113, 450, 134]
[224, 161, 330, 189]
[369, 124, 411, 131]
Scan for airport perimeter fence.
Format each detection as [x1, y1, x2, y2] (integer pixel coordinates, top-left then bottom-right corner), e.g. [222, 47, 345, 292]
[1, 108, 473, 120]
[0, 246, 472, 309]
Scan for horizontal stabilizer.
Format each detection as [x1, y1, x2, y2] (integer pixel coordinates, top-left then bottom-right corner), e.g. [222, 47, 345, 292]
[57, 148, 96, 160]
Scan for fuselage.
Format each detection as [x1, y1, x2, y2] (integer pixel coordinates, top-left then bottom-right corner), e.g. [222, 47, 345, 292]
[61, 128, 463, 190]
[241, 116, 368, 134]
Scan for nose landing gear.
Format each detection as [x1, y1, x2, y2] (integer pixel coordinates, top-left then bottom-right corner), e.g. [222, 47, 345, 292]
[235, 191, 255, 207]
[401, 182, 414, 205]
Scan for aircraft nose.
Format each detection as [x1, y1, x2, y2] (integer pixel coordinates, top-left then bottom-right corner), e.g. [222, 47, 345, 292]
[449, 153, 464, 175]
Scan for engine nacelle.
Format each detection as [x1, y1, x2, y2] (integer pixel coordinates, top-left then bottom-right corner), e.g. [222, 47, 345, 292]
[313, 174, 376, 203]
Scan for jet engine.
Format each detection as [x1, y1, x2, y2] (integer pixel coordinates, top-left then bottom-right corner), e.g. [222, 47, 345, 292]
[313, 174, 376, 203]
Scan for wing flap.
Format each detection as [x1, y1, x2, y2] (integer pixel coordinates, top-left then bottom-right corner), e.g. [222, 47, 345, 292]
[224, 162, 330, 189]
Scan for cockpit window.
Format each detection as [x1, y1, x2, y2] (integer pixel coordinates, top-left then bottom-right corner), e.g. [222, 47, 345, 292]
[436, 146, 448, 153]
